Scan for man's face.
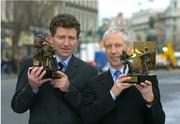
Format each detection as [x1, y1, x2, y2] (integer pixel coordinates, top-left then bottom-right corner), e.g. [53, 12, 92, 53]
[104, 32, 130, 69]
[52, 27, 79, 59]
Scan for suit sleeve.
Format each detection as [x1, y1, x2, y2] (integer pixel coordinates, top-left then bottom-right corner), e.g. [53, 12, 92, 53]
[11, 60, 36, 113]
[145, 76, 165, 124]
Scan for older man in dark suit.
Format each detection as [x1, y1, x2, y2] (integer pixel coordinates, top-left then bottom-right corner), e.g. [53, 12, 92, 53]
[11, 14, 98, 124]
[79, 27, 165, 124]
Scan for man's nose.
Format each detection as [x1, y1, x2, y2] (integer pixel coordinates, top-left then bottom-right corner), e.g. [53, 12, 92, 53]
[63, 38, 69, 46]
[111, 46, 116, 53]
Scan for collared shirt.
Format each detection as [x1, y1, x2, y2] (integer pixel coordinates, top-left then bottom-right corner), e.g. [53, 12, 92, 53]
[109, 64, 129, 82]
[55, 55, 72, 71]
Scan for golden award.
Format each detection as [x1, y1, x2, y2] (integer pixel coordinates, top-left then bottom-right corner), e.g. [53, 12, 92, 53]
[120, 42, 156, 84]
[33, 34, 61, 79]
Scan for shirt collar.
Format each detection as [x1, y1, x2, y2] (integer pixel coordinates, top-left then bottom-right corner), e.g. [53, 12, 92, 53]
[109, 64, 129, 80]
[55, 55, 72, 68]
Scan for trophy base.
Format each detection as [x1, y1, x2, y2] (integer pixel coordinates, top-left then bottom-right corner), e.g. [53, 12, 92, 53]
[127, 74, 156, 84]
[43, 69, 62, 79]
[30, 67, 62, 79]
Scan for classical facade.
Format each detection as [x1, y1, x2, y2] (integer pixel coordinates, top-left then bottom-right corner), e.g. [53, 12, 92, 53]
[129, 0, 180, 51]
[2, 0, 98, 37]
[1, 0, 98, 59]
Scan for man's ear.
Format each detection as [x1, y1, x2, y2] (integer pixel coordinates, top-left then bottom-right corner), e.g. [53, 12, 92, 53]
[102, 41, 105, 48]
[45, 33, 53, 43]
[77, 37, 80, 44]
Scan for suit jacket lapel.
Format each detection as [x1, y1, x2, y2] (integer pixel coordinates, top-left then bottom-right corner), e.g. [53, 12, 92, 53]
[65, 55, 78, 79]
[101, 70, 114, 90]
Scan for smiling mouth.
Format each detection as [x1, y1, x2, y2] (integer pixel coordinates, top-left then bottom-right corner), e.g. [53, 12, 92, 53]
[111, 57, 120, 61]
[111, 56, 120, 59]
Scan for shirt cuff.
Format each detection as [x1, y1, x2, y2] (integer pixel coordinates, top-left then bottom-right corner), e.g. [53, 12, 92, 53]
[32, 88, 39, 94]
[110, 90, 117, 101]
[146, 104, 152, 108]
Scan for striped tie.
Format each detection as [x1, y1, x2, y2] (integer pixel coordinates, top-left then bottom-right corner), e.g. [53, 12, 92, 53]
[58, 61, 66, 71]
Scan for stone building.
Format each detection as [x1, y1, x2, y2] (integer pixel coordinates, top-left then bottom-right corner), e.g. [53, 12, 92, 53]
[129, 0, 180, 51]
[1, 0, 98, 59]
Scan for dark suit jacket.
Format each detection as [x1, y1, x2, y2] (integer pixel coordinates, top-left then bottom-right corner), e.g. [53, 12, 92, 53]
[80, 70, 165, 124]
[11, 55, 98, 124]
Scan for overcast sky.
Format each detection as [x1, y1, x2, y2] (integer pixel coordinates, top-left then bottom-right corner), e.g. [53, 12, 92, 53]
[98, 0, 171, 20]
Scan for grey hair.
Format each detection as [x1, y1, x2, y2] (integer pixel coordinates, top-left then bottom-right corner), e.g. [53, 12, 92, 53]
[102, 27, 132, 44]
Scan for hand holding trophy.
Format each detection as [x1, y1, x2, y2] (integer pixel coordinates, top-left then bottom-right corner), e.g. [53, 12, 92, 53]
[33, 33, 62, 79]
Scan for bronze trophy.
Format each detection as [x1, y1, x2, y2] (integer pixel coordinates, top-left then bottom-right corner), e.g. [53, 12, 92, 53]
[33, 34, 61, 79]
[120, 42, 156, 84]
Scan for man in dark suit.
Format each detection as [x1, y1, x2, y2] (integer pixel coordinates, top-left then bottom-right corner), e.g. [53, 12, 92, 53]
[79, 27, 165, 124]
[11, 14, 98, 124]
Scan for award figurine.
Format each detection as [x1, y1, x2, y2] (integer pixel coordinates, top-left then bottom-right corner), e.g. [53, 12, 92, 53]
[33, 33, 61, 79]
[120, 42, 156, 83]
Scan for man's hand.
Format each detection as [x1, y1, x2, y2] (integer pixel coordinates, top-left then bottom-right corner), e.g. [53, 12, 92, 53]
[111, 74, 133, 97]
[28, 66, 52, 89]
[134, 80, 154, 103]
[50, 71, 70, 93]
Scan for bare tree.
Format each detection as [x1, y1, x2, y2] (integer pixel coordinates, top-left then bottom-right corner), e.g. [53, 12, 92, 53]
[1, 0, 59, 73]
[4, 0, 57, 59]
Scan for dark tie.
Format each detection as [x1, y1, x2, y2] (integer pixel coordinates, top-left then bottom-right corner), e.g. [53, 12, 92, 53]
[58, 61, 66, 71]
[114, 70, 122, 81]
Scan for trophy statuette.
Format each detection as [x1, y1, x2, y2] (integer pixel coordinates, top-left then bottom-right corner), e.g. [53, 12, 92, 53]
[33, 34, 62, 79]
[120, 42, 156, 84]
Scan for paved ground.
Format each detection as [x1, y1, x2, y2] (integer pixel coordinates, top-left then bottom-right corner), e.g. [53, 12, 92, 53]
[1, 69, 180, 124]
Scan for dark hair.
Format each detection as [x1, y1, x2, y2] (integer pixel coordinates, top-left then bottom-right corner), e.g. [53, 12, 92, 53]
[49, 13, 80, 38]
